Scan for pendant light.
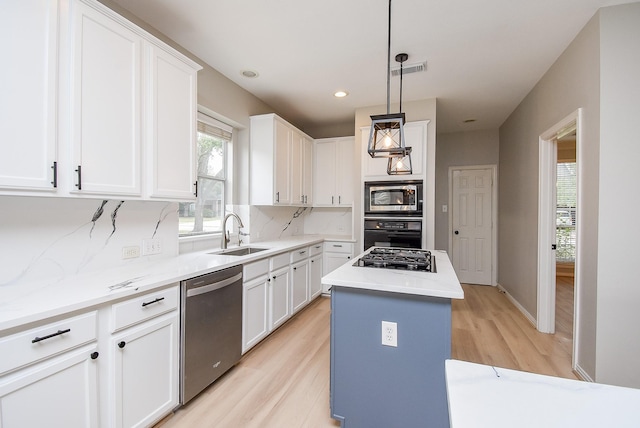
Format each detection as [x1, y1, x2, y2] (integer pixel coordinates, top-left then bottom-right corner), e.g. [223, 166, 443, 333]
[367, 0, 410, 168]
[387, 52, 413, 175]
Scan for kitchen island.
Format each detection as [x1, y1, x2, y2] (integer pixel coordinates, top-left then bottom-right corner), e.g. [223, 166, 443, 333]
[322, 248, 463, 428]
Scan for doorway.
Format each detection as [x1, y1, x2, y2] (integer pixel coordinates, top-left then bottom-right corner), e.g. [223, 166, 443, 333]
[449, 165, 497, 285]
[537, 109, 582, 371]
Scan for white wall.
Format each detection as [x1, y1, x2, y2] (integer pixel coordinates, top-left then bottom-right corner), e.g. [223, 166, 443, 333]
[596, 3, 640, 388]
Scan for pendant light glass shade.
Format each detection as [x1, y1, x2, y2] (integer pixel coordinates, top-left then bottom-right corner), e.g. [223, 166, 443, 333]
[387, 146, 413, 175]
[367, 113, 408, 158]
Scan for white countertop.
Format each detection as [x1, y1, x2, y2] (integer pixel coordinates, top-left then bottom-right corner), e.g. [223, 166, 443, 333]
[445, 359, 640, 427]
[321, 248, 464, 299]
[0, 235, 352, 334]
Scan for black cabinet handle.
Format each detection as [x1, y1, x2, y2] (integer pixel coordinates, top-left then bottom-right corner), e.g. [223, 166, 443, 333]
[194, 181, 198, 197]
[91, 352, 99, 360]
[273, 276, 276, 280]
[32, 328, 71, 343]
[51, 161, 58, 188]
[118, 341, 126, 349]
[141, 297, 165, 307]
[293, 267, 297, 270]
[75, 165, 82, 190]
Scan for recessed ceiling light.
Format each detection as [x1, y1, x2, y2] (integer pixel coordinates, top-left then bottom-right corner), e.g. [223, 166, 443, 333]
[241, 70, 259, 78]
[463, 118, 476, 124]
[334, 91, 349, 98]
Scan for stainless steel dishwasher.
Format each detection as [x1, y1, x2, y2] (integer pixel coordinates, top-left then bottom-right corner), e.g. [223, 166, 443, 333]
[180, 265, 242, 404]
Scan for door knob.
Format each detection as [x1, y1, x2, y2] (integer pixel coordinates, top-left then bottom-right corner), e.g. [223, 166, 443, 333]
[454, 230, 459, 235]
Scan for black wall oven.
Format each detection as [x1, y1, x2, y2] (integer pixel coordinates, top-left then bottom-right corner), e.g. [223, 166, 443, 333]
[363, 218, 422, 250]
[364, 180, 424, 250]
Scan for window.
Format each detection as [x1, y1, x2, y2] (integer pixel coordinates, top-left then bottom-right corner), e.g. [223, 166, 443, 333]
[179, 113, 231, 237]
[556, 162, 576, 262]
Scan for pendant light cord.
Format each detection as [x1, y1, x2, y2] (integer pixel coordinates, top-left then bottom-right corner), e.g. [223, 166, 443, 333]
[386, 0, 391, 115]
[399, 61, 403, 113]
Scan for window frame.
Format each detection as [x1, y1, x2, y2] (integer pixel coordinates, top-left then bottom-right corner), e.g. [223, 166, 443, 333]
[178, 112, 232, 238]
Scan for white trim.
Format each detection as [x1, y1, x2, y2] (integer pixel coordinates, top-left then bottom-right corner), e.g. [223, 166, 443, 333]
[497, 283, 536, 326]
[537, 108, 582, 373]
[448, 164, 498, 286]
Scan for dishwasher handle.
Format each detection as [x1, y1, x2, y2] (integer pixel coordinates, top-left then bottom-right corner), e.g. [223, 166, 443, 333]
[186, 272, 242, 298]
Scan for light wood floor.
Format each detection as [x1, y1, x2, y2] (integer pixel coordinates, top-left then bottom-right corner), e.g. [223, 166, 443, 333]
[156, 282, 577, 428]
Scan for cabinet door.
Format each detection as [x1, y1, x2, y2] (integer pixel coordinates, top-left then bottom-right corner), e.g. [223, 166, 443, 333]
[335, 138, 354, 206]
[243, 275, 269, 353]
[71, 1, 142, 196]
[323, 253, 352, 293]
[269, 267, 290, 330]
[313, 140, 337, 206]
[309, 255, 323, 300]
[274, 119, 291, 204]
[146, 44, 197, 200]
[302, 137, 313, 205]
[0, 345, 99, 428]
[111, 311, 178, 428]
[0, 0, 59, 192]
[291, 260, 309, 314]
[290, 130, 303, 204]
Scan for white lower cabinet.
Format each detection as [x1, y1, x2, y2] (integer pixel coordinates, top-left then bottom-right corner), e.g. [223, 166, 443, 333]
[107, 286, 179, 428]
[309, 254, 323, 299]
[242, 259, 270, 354]
[323, 241, 354, 294]
[0, 311, 99, 428]
[269, 266, 290, 330]
[110, 311, 179, 428]
[0, 345, 99, 427]
[291, 259, 309, 314]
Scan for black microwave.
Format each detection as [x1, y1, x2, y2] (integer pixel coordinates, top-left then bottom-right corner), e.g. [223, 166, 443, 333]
[364, 181, 423, 215]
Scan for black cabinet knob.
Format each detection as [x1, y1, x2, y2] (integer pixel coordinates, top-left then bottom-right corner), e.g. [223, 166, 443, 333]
[118, 341, 126, 348]
[91, 352, 99, 360]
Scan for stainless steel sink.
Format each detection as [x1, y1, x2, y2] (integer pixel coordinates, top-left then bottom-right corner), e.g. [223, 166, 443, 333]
[210, 247, 268, 256]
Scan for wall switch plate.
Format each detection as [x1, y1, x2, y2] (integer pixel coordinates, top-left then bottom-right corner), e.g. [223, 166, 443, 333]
[142, 239, 162, 255]
[122, 246, 140, 259]
[381, 321, 398, 347]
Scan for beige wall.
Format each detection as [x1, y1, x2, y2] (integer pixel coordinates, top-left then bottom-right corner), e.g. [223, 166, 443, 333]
[596, 3, 640, 388]
[434, 130, 500, 252]
[499, 11, 601, 381]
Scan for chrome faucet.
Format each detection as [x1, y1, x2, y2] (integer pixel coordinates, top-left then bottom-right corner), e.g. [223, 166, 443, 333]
[221, 213, 245, 249]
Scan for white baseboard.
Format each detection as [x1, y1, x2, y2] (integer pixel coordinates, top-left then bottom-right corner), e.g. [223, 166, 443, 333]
[573, 364, 594, 382]
[496, 282, 537, 327]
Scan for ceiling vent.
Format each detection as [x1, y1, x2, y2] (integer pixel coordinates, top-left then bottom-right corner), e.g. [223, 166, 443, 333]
[391, 61, 427, 76]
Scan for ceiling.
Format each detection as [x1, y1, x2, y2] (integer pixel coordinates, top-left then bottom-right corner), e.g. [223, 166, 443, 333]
[110, 0, 635, 135]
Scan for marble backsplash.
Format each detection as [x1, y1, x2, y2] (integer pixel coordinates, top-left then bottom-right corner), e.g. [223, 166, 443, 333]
[0, 196, 178, 286]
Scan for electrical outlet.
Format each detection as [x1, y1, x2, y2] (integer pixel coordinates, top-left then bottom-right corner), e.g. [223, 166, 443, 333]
[122, 246, 140, 259]
[142, 239, 162, 255]
[381, 321, 397, 347]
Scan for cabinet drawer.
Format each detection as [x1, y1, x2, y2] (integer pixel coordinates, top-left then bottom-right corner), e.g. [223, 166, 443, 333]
[291, 247, 309, 263]
[270, 252, 290, 271]
[0, 311, 97, 375]
[324, 241, 354, 254]
[111, 285, 178, 333]
[309, 243, 323, 257]
[244, 259, 270, 282]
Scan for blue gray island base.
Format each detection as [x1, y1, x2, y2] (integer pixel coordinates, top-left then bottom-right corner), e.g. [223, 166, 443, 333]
[330, 286, 451, 428]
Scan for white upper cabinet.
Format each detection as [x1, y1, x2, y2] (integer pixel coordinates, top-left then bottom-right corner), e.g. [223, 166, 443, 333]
[0, 0, 200, 201]
[0, 0, 59, 193]
[250, 114, 312, 206]
[146, 43, 199, 200]
[313, 137, 354, 207]
[361, 121, 428, 180]
[70, 0, 143, 196]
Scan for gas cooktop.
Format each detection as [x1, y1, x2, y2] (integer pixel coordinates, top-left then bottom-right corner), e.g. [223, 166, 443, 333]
[354, 248, 436, 272]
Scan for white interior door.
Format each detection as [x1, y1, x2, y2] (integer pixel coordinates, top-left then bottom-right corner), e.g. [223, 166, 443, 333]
[450, 167, 495, 285]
